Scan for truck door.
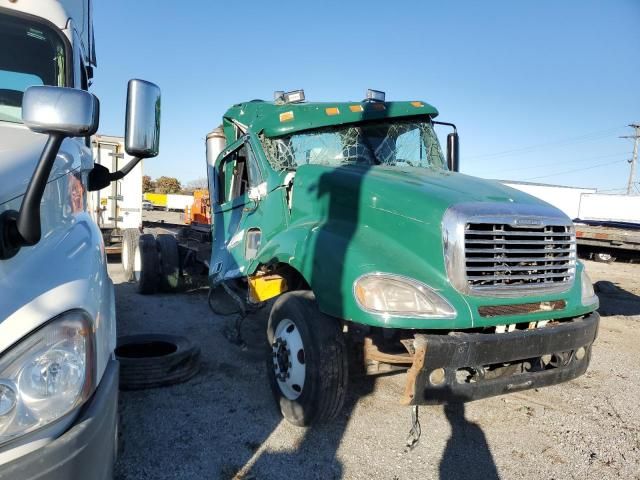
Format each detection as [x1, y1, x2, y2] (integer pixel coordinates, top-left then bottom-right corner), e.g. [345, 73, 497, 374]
[210, 136, 271, 282]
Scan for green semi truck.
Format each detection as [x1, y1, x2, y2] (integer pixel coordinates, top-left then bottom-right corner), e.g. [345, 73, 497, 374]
[135, 89, 600, 427]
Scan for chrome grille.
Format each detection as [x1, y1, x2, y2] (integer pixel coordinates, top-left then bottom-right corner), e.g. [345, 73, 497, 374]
[464, 222, 576, 294]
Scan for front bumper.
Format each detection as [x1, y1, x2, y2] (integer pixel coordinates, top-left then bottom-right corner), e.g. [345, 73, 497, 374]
[402, 312, 599, 405]
[0, 360, 119, 480]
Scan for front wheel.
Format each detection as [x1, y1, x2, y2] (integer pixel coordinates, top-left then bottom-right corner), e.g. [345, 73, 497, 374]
[266, 291, 348, 427]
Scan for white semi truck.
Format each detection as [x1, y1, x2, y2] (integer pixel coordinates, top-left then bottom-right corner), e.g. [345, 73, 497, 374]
[0, 1, 160, 477]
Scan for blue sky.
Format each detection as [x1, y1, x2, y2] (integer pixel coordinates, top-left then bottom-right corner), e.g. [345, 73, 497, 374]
[91, 0, 640, 192]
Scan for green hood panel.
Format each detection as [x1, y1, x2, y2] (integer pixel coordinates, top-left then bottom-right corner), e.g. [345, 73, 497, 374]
[293, 164, 542, 216]
[246, 164, 593, 329]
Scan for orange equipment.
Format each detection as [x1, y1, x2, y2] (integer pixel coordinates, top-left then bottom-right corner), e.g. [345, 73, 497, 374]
[184, 189, 211, 225]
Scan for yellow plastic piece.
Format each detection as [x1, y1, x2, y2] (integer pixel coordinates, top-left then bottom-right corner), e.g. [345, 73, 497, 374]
[248, 275, 288, 303]
[325, 107, 340, 116]
[349, 105, 364, 112]
[411, 101, 424, 108]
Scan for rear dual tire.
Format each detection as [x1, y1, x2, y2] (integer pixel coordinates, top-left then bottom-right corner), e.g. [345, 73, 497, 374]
[133, 234, 181, 294]
[156, 234, 181, 291]
[121, 229, 140, 281]
[134, 234, 159, 294]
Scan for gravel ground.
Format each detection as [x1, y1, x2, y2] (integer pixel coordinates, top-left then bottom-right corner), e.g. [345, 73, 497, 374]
[111, 259, 640, 480]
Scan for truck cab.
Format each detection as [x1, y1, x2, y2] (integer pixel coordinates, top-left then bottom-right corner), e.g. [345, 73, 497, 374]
[0, 1, 160, 476]
[205, 90, 600, 426]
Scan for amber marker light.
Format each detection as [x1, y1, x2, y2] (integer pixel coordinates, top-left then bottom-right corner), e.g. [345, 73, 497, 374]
[279, 111, 294, 122]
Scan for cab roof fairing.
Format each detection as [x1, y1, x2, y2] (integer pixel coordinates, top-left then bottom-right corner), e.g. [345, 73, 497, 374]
[221, 100, 440, 141]
[0, 0, 95, 67]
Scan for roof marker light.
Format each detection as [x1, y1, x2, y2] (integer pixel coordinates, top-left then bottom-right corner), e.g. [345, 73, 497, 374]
[284, 90, 305, 104]
[366, 89, 386, 102]
[325, 107, 340, 116]
[411, 101, 424, 108]
[349, 105, 364, 113]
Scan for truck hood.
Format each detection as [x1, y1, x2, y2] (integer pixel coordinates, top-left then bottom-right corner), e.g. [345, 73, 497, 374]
[292, 164, 550, 228]
[286, 164, 577, 329]
[0, 122, 88, 206]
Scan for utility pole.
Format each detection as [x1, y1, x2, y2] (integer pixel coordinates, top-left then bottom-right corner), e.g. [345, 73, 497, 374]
[620, 124, 640, 195]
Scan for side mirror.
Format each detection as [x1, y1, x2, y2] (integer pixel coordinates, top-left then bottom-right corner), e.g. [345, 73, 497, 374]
[88, 79, 161, 192]
[125, 79, 160, 158]
[22, 86, 99, 136]
[0, 87, 99, 259]
[447, 132, 459, 172]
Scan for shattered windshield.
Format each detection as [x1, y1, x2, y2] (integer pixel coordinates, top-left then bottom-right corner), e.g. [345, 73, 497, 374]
[0, 13, 66, 123]
[261, 119, 447, 172]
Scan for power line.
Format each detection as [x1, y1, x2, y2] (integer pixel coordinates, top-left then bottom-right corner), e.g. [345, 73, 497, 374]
[522, 158, 628, 181]
[467, 126, 626, 160]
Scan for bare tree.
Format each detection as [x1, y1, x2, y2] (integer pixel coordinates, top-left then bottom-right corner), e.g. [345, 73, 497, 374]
[183, 177, 208, 193]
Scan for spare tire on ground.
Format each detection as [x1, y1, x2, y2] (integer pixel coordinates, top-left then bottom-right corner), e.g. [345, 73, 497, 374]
[115, 334, 200, 390]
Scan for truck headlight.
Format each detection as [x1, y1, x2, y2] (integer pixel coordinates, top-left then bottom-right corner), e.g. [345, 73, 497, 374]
[581, 270, 599, 308]
[0, 312, 94, 446]
[354, 273, 456, 318]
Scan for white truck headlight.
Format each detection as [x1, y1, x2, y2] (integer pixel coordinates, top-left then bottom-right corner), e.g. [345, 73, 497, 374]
[354, 273, 456, 318]
[581, 270, 599, 308]
[0, 312, 94, 446]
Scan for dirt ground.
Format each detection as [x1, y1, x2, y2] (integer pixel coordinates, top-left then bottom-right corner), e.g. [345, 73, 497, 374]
[111, 258, 640, 480]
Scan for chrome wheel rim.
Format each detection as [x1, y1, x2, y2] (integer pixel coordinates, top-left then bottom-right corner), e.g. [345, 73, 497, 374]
[272, 318, 306, 400]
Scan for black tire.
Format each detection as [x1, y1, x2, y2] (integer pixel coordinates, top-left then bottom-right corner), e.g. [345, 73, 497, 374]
[115, 334, 200, 390]
[266, 291, 348, 426]
[156, 234, 181, 291]
[121, 229, 140, 281]
[135, 234, 159, 294]
[594, 252, 616, 263]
